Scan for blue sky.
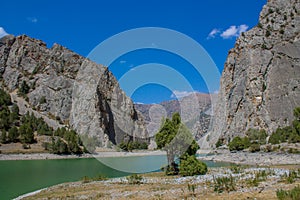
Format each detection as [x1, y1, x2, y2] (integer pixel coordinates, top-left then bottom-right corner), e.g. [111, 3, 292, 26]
[0, 0, 266, 104]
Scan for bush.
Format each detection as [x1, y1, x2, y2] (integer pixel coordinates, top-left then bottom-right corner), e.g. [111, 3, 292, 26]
[246, 128, 267, 144]
[249, 143, 261, 153]
[228, 136, 250, 151]
[126, 174, 143, 184]
[179, 155, 207, 176]
[215, 138, 223, 148]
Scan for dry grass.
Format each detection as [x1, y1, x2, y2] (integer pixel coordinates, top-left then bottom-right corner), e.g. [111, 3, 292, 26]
[23, 170, 300, 200]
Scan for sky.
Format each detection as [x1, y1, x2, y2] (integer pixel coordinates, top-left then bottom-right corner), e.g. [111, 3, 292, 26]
[0, 0, 267, 104]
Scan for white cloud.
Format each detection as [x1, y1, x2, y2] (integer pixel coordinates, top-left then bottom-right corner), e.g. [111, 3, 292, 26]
[171, 90, 197, 99]
[220, 25, 238, 39]
[238, 24, 249, 35]
[119, 60, 127, 64]
[27, 17, 38, 23]
[0, 27, 8, 38]
[207, 28, 220, 39]
[220, 24, 249, 39]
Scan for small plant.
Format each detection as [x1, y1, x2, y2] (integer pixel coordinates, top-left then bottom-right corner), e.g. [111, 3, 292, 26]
[215, 138, 223, 148]
[126, 174, 143, 184]
[230, 165, 243, 174]
[81, 174, 107, 183]
[39, 96, 47, 104]
[276, 186, 300, 200]
[213, 175, 236, 193]
[81, 176, 91, 183]
[280, 171, 298, 184]
[265, 30, 271, 37]
[249, 143, 261, 153]
[187, 184, 196, 197]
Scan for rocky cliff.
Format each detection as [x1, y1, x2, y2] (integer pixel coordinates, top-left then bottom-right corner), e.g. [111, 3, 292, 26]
[203, 0, 300, 148]
[0, 34, 148, 147]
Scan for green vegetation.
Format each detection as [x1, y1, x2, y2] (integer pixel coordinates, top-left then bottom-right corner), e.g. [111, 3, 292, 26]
[213, 175, 236, 193]
[81, 174, 108, 183]
[215, 138, 223, 148]
[280, 171, 298, 184]
[48, 127, 83, 154]
[18, 80, 30, 96]
[126, 174, 143, 184]
[118, 140, 148, 151]
[228, 136, 250, 151]
[269, 107, 300, 144]
[155, 112, 207, 176]
[179, 155, 207, 176]
[0, 88, 85, 154]
[277, 186, 300, 200]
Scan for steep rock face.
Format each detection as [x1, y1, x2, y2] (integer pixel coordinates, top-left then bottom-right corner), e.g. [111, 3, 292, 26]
[0, 34, 148, 147]
[203, 0, 300, 147]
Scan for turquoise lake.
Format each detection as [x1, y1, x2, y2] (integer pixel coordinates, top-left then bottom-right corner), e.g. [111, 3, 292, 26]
[0, 155, 231, 199]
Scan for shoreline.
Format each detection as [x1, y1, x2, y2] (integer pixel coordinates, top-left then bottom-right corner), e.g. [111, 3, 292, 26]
[0, 150, 167, 161]
[200, 151, 300, 166]
[1, 149, 300, 166]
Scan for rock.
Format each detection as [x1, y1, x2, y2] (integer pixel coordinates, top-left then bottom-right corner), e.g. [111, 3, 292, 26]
[0, 34, 148, 147]
[203, 0, 300, 148]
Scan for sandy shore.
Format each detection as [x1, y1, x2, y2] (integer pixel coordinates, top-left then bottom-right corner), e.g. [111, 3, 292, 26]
[0, 150, 166, 161]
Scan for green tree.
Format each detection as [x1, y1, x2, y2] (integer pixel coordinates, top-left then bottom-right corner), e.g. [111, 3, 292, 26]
[0, 131, 7, 143]
[8, 126, 19, 143]
[19, 80, 30, 95]
[155, 112, 204, 175]
[19, 123, 34, 144]
[0, 88, 12, 106]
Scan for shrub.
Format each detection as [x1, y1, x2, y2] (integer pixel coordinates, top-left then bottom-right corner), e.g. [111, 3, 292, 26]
[126, 174, 143, 184]
[249, 143, 261, 153]
[228, 136, 250, 151]
[179, 155, 207, 176]
[213, 175, 236, 193]
[246, 128, 267, 144]
[215, 138, 223, 148]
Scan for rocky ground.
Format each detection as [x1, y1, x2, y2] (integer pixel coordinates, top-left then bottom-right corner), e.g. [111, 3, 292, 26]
[201, 151, 300, 166]
[19, 165, 300, 200]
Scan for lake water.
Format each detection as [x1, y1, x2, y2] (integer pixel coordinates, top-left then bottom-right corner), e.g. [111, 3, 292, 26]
[0, 155, 231, 199]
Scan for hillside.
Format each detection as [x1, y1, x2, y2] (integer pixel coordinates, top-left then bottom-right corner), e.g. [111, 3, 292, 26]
[0, 35, 148, 149]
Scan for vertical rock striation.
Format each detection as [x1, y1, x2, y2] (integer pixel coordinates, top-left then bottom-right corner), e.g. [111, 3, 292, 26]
[203, 0, 300, 148]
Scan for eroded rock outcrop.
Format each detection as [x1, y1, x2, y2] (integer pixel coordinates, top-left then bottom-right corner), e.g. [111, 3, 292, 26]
[203, 0, 300, 148]
[0, 34, 148, 147]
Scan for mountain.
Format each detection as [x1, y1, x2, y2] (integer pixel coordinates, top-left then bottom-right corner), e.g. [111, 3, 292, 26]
[134, 93, 214, 143]
[201, 0, 300, 148]
[0, 35, 148, 147]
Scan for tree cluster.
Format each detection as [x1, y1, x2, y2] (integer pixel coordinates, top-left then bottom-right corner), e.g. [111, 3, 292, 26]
[227, 107, 300, 152]
[269, 107, 300, 144]
[118, 140, 148, 151]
